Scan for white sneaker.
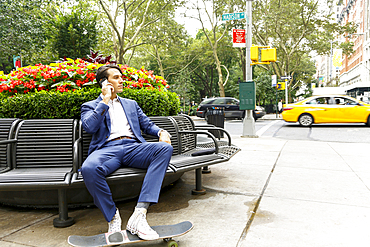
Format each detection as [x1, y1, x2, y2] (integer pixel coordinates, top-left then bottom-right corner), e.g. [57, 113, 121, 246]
[126, 208, 159, 240]
[108, 208, 122, 233]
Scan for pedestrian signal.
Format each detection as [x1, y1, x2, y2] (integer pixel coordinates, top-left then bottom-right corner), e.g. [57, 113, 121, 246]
[250, 45, 259, 62]
[261, 48, 277, 62]
[250, 45, 277, 65]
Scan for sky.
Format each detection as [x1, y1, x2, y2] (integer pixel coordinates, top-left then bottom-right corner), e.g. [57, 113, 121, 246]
[175, 1, 216, 37]
[175, 8, 201, 37]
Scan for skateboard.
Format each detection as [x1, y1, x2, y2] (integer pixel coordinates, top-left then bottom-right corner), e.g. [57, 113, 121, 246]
[68, 221, 193, 247]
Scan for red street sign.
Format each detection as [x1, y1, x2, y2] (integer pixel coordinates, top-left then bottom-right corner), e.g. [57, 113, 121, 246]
[233, 29, 246, 47]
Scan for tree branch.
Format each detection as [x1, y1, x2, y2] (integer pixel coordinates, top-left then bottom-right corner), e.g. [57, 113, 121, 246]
[221, 65, 229, 86]
[99, 0, 122, 45]
[123, 0, 152, 51]
[166, 55, 200, 80]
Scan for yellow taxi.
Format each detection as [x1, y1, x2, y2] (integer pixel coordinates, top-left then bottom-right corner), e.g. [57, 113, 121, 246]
[282, 95, 370, 126]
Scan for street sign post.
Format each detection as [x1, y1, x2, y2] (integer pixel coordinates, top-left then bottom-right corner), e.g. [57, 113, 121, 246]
[280, 76, 291, 105]
[241, 1, 256, 137]
[222, 8, 254, 137]
[222, 12, 246, 21]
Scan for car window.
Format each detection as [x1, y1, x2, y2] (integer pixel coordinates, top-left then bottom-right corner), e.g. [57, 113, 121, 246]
[306, 99, 318, 104]
[213, 98, 226, 104]
[201, 99, 215, 104]
[306, 97, 331, 105]
[334, 97, 358, 105]
[225, 99, 237, 105]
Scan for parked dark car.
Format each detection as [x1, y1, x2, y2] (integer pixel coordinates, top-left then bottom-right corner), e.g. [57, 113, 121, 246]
[196, 97, 266, 120]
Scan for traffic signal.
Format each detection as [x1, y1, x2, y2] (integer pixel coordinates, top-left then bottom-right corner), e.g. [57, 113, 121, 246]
[250, 45, 259, 62]
[261, 48, 277, 62]
[250, 45, 277, 65]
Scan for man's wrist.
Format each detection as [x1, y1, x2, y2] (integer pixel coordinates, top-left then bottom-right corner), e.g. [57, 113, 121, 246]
[158, 129, 171, 138]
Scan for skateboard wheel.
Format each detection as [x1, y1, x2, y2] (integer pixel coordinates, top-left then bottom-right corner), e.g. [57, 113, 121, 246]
[167, 240, 178, 247]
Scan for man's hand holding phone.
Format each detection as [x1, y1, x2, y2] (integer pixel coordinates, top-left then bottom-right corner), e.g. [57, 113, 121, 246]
[101, 79, 113, 104]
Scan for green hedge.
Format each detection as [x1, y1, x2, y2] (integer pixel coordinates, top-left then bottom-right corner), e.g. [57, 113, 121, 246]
[0, 88, 180, 119]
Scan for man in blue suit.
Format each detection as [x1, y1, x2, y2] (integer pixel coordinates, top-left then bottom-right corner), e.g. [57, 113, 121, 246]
[80, 64, 173, 240]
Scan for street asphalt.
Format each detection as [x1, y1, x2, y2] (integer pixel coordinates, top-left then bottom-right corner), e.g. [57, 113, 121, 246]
[0, 114, 369, 246]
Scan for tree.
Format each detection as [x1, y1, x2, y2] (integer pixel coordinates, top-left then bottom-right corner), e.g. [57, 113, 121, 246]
[169, 34, 219, 101]
[0, 0, 46, 72]
[47, 2, 99, 60]
[131, 17, 190, 79]
[164, 29, 238, 102]
[98, 0, 183, 64]
[187, 0, 231, 97]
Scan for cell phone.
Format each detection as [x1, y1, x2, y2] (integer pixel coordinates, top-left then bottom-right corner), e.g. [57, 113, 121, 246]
[101, 79, 108, 87]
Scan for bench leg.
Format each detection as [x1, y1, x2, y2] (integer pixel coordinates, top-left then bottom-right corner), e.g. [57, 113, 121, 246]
[192, 168, 206, 195]
[202, 166, 211, 174]
[53, 189, 75, 227]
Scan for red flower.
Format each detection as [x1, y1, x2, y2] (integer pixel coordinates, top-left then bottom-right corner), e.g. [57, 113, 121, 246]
[76, 69, 84, 75]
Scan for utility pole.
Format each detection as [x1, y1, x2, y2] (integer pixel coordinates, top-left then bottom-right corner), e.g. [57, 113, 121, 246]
[242, 0, 257, 137]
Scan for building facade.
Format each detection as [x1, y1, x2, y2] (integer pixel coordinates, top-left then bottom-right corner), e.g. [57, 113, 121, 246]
[314, 4, 342, 88]
[338, 0, 370, 100]
[314, 0, 370, 101]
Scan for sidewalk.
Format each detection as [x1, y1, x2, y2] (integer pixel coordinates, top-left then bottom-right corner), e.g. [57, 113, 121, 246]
[0, 135, 370, 246]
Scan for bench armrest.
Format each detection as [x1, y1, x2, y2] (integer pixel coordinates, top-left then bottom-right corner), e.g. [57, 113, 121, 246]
[193, 126, 231, 146]
[0, 139, 17, 171]
[178, 130, 219, 154]
[73, 137, 82, 173]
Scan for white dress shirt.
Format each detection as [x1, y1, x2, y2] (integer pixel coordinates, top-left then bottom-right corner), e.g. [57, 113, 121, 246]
[100, 95, 169, 142]
[105, 97, 136, 141]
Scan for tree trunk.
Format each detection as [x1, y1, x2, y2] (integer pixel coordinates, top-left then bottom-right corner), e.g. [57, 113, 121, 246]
[118, 42, 125, 64]
[215, 61, 225, 97]
[153, 44, 165, 78]
[212, 46, 225, 97]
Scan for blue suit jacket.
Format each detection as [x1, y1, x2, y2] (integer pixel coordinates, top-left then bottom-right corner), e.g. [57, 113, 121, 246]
[81, 95, 161, 155]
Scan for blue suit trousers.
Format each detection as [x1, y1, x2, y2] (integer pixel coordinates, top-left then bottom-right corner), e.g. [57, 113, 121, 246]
[81, 139, 173, 222]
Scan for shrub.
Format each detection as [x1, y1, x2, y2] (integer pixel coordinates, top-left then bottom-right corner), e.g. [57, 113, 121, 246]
[0, 87, 179, 119]
[0, 58, 179, 119]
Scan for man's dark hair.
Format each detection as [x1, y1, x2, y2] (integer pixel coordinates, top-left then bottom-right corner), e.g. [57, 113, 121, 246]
[95, 64, 123, 87]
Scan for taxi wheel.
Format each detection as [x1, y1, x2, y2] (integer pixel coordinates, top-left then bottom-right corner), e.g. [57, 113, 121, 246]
[298, 114, 313, 127]
[367, 115, 370, 127]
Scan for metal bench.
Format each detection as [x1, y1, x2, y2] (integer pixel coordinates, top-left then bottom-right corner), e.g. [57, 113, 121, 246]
[0, 116, 240, 228]
[69, 117, 184, 202]
[71, 116, 226, 194]
[171, 115, 240, 194]
[0, 119, 78, 228]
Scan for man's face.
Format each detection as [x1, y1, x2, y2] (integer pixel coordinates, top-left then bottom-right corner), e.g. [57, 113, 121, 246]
[106, 68, 124, 94]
